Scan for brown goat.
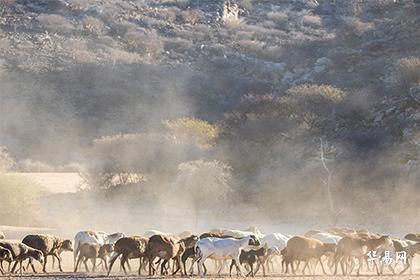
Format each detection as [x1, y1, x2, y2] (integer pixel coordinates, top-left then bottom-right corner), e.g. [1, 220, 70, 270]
[284, 236, 333, 275]
[22, 234, 72, 272]
[107, 236, 148, 276]
[147, 234, 198, 276]
[75, 243, 113, 272]
[333, 235, 392, 275]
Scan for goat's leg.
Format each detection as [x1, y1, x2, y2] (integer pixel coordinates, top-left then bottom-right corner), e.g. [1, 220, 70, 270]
[121, 256, 128, 275]
[83, 259, 90, 272]
[319, 257, 327, 275]
[11, 260, 19, 273]
[229, 260, 235, 277]
[107, 252, 121, 276]
[217, 259, 227, 276]
[233, 257, 243, 277]
[53, 253, 63, 272]
[198, 257, 206, 277]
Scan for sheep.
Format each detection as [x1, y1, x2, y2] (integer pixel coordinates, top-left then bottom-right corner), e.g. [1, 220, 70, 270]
[107, 236, 148, 276]
[0, 231, 5, 240]
[229, 248, 267, 277]
[147, 234, 198, 276]
[73, 230, 124, 270]
[0, 246, 13, 274]
[22, 234, 72, 272]
[74, 243, 113, 272]
[284, 236, 335, 275]
[195, 235, 260, 277]
[0, 241, 44, 274]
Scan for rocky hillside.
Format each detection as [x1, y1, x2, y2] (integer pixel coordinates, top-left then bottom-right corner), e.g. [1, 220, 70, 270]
[0, 0, 419, 228]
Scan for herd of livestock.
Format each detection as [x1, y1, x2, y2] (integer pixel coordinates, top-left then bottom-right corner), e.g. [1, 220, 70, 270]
[0, 227, 420, 277]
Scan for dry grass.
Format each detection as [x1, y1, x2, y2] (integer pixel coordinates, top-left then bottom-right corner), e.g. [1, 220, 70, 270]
[397, 57, 420, 91]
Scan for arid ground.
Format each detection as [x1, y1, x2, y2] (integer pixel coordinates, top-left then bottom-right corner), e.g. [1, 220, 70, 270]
[3, 253, 420, 280]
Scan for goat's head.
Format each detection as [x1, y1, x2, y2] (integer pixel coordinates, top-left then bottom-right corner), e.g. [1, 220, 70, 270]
[179, 235, 199, 249]
[61, 239, 73, 252]
[30, 249, 44, 264]
[0, 248, 12, 262]
[247, 235, 260, 246]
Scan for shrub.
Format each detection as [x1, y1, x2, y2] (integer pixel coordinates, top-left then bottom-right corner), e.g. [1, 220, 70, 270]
[179, 10, 203, 25]
[338, 17, 374, 47]
[123, 29, 164, 57]
[164, 117, 219, 148]
[282, 84, 345, 130]
[67, 0, 88, 11]
[397, 57, 420, 91]
[82, 16, 105, 37]
[37, 14, 76, 34]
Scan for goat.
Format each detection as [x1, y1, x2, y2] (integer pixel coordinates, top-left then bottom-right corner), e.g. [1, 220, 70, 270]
[73, 230, 124, 270]
[229, 248, 267, 277]
[195, 235, 260, 277]
[0, 246, 13, 274]
[333, 235, 392, 275]
[107, 236, 148, 276]
[22, 234, 72, 272]
[284, 236, 334, 275]
[74, 243, 113, 272]
[0, 231, 4, 240]
[147, 234, 198, 276]
[0, 241, 44, 274]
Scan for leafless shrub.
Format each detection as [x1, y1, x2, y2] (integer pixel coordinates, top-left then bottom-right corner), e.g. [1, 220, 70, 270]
[164, 38, 193, 54]
[179, 10, 203, 25]
[397, 57, 420, 91]
[63, 38, 96, 63]
[0, 0, 14, 8]
[82, 16, 105, 37]
[302, 14, 322, 28]
[108, 20, 138, 38]
[37, 14, 76, 34]
[124, 29, 163, 57]
[338, 17, 374, 47]
[266, 11, 289, 27]
[67, 0, 89, 11]
[222, 0, 245, 28]
[159, 8, 178, 24]
[175, 0, 191, 9]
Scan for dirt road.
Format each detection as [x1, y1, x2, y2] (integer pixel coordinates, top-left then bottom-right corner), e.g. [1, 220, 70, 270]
[4, 273, 420, 280]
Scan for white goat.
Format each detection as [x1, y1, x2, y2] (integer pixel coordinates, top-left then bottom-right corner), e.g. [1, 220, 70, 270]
[73, 231, 124, 269]
[195, 235, 260, 277]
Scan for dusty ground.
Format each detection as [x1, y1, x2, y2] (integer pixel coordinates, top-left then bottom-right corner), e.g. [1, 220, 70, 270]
[3, 274, 420, 280]
[2, 253, 420, 280]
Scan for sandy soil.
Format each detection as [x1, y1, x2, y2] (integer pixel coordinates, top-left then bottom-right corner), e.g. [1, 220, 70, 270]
[2, 253, 420, 280]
